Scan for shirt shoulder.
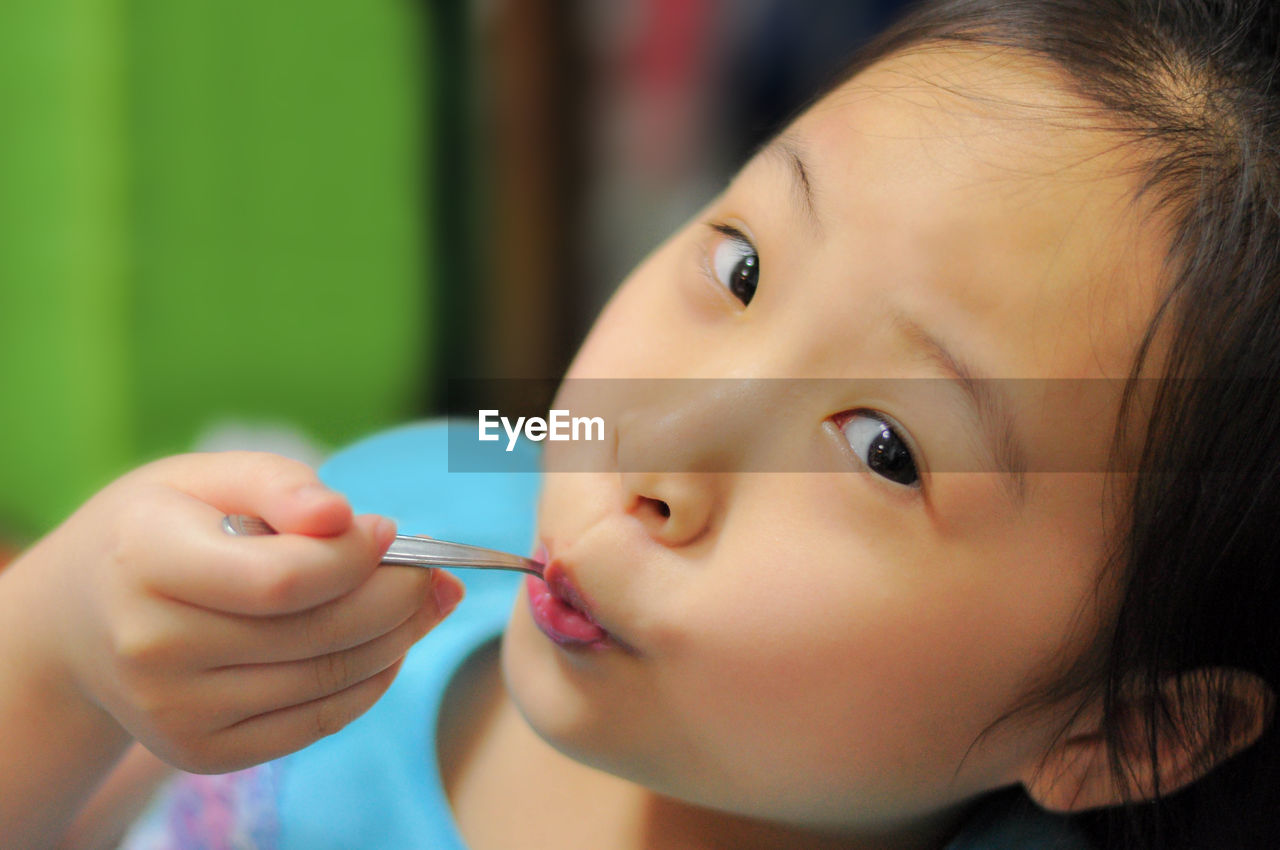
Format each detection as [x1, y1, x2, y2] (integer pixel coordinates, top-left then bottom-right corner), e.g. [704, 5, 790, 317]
[946, 789, 1096, 850]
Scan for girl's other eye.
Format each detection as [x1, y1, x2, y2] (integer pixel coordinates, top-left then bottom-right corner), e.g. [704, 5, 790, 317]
[709, 224, 759, 306]
[840, 412, 920, 487]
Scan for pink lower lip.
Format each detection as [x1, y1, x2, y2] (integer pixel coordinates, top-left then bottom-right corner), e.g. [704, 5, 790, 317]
[525, 546, 610, 649]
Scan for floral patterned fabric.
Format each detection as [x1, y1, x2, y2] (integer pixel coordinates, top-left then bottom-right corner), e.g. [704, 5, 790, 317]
[121, 764, 283, 850]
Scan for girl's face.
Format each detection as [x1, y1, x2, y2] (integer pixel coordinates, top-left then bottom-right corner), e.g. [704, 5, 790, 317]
[502, 47, 1166, 838]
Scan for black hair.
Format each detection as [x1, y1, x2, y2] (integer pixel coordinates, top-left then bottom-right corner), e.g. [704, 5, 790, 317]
[831, 1, 1280, 848]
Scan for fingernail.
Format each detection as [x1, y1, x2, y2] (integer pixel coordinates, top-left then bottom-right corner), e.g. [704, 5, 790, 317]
[433, 572, 464, 617]
[374, 516, 397, 549]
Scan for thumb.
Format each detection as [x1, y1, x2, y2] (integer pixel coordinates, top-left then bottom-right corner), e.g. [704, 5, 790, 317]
[262, 482, 352, 538]
[156, 451, 353, 538]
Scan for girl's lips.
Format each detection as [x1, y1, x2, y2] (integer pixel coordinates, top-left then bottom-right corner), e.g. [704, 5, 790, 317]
[525, 544, 615, 650]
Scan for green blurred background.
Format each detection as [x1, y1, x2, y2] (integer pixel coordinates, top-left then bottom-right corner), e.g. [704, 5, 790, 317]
[2, 1, 432, 538]
[0, 0, 899, 548]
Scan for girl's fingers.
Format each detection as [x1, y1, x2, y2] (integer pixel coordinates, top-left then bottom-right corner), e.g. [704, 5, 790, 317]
[152, 564, 460, 668]
[140, 495, 395, 616]
[187, 658, 407, 775]
[200, 598, 440, 728]
[149, 451, 354, 538]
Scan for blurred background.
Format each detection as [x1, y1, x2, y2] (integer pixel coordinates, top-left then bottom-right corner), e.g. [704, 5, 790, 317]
[0, 0, 910, 552]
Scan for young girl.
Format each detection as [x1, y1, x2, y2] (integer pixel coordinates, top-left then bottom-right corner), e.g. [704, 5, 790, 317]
[5, 0, 1280, 847]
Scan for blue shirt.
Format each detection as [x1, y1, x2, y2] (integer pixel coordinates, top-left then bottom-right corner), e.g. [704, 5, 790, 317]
[120, 421, 1091, 849]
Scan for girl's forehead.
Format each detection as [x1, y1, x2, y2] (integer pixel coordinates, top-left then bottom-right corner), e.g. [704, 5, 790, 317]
[783, 46, 1170, 381]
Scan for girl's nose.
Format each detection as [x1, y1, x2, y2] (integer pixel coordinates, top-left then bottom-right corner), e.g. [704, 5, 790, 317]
[611, 380, 754, 547]
[619, 470, 716, 546]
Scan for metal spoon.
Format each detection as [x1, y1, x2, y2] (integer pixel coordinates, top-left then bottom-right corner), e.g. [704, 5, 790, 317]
[222, 514, 543, 578]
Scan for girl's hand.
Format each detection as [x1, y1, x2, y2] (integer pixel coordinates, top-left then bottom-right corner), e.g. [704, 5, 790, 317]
[14, 451, 463, 775]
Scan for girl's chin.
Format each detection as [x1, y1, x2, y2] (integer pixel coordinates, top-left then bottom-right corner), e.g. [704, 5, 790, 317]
[500, 597, 565, 700]
[499, 610, 600, 757]
[501, 600, 620, 737]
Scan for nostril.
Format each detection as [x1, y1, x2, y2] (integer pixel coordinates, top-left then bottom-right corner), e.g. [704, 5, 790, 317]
[622, 479, 710, 546]
[634, 496, 671, 520]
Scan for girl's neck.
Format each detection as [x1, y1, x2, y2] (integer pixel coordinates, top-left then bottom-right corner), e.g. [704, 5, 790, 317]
[439, 643, 966, 850]
[634, 793, 964, 850]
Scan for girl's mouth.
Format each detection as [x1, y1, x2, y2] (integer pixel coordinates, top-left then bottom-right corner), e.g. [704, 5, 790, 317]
[525, 544, 614, 650]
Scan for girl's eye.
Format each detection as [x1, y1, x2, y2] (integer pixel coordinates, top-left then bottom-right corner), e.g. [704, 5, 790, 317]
[840, 412, 920, 487]
[709, 225, 759, 306]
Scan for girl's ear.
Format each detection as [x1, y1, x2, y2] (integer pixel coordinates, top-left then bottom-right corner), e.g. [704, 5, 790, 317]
[1022, 669, 1273, 812]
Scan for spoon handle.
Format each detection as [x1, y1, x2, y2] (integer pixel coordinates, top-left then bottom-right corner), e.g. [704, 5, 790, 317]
[221, 514, 543, 578]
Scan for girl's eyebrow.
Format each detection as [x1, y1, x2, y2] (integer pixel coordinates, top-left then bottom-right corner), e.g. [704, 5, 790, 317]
[892, 310, 1029, 505]
[764, 135, 823, 233]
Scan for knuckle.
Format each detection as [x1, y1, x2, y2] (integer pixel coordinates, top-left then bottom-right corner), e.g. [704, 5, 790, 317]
[191, 449, 316, 496]
[111, 617, 169, 674]
[314, 648, 353, 695]
[106, 499, 154, 566]
[251, 452, 316, 490]
[100, 537, 132, 590]
[103, 487, 179, 578]
[303, 599, 341, 653]
[254, 564, 305, 610]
